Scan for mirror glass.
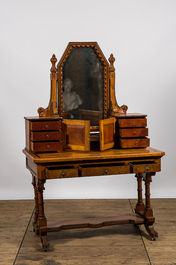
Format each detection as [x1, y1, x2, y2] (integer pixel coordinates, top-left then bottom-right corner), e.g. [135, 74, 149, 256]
[62, 47, 103, 125]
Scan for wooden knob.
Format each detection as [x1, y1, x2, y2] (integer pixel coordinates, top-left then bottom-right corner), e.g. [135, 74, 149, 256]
[145, 166, 150, 172]
[104, 169, 108, 175]
[61, 172, 66, 178]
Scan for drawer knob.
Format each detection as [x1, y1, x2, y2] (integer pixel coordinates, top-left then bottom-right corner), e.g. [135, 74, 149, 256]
[132, 123, 135, 127]
[145, 166, 150, 172]
[46, 135, 49, 139]
[61, 172, 66, 178]
[135, 141, 138, 145]
[47, 145, 50, 149]
[104, 169, 108, 175]
[45, 125, 49, 129]
[134, 131, 137, 135]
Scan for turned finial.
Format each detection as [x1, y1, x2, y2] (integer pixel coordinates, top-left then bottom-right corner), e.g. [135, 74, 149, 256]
[109, 54, 115, 71]
[50, 54, 57, 73]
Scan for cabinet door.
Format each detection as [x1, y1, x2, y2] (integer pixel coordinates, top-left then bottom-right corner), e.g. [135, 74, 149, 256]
[62, 119, 90, 151]
[99, 118, 115, 151]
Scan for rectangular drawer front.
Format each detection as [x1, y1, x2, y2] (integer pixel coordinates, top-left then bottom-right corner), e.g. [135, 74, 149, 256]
[45, 166, 78, 179]
[120, 138, 149, 148]
[79, 163, 130, 177]
[119, 128, 148, 138]
[31, 131, 62, 141]
[31, 121, 61, 131]
[130, 161, 161, 173]
[118, 118, 147, 128]
[31, 141, 62, 152]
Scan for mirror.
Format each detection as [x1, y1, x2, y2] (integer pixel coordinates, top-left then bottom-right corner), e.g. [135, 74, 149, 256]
[57, 43, 109, 127]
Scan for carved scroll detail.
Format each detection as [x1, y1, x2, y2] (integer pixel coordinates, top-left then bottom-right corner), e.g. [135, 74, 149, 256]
[109, 54, 128, 115]
[38, 54, 60, 117]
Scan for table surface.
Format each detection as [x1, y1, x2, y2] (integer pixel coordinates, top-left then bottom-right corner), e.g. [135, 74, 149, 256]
[23, 147, 165, 164]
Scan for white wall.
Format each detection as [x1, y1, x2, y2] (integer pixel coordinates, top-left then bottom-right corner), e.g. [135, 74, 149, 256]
[0, 0, 175, 199]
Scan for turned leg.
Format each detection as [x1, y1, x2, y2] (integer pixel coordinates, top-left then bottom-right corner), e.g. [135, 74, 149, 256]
[32, 175, 39, 224]
[36, 179, 49, 251]
[143, 173, 158, 239]
[135, 173, 145, 215]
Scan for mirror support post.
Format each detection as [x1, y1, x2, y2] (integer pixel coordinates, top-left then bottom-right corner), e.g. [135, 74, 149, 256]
[109, 54, 128, 116]
[37, 54, 60, 117]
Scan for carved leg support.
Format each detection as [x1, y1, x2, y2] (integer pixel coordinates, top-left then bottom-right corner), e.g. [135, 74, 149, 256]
[135, 173, 145, 215]
[143, 173, 158, 239]
[36, 179, 49, 251]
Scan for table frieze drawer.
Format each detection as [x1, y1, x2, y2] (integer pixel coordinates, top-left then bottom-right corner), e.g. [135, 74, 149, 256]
[120, 138, 150, 148]
[129, 161, 161, 173]
[118, 118, 147, 128]
[31, 121, 61, 131]
[31, 141, 62, 152]
[31, 131, 62, 141]
[79, 163, 130, 177]
[119, 128, 148, 138]
[45, 166, 78, 179]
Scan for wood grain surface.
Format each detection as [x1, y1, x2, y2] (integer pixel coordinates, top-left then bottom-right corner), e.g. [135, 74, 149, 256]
[1, 199, 175, 265]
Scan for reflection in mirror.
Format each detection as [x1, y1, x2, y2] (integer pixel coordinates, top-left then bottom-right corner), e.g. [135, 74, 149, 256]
[62, 47, 103, 123]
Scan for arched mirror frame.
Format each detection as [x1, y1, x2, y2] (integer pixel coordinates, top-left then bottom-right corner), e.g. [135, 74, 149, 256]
[37, 42, 128, 119]
[57, 42, 110, 121]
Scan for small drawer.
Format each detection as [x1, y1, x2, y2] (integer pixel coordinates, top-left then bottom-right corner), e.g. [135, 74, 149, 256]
[31, 141, 62, 152]
[30, 121, 61, 131]
[120, 138, 150, 148]
[119, 128, 148, 138]
[45, 166, 78, 179]
[118, 118, 147, 128]
[31, 131, 62, 141]
[129, 161, 161, 173]
[79, 163, 130, 177]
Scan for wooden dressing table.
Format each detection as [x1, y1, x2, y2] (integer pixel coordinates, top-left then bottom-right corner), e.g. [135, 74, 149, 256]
[23, 42, 165, 250]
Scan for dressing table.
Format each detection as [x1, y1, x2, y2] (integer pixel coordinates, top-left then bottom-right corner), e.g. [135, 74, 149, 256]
[23, 42, 165, 250]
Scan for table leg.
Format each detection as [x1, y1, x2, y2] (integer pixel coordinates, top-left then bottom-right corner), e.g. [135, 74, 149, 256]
[143, 173, 158, 239]
[32, 175, 39, 225]
[135, 173, 145, 215]
[36, 179, 49, 251]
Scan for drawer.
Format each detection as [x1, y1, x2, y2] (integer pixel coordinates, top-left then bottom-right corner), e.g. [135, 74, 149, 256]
[120, 138, 150, 148]
[31, 120, 61, 131]
[119, 128, 148, 138]
[129, 161, 161, 173]
[79, 163, 130, 177]
[118, 118, 147, 128]
[31, 131, 62, 141]
[45, 166, 78, 179]
[31, 141, 62, 152]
